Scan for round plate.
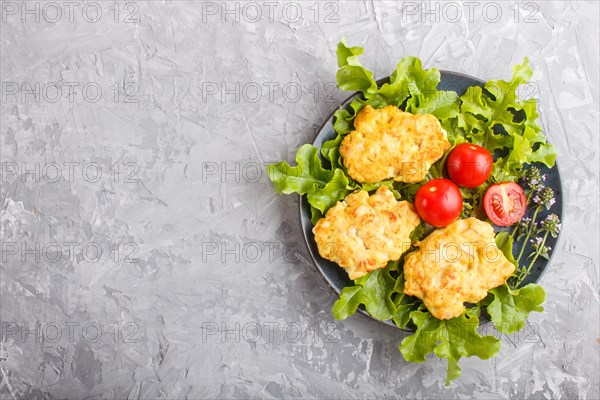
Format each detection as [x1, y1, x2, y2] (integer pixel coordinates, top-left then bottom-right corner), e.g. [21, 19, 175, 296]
[299, 71, 563, 329]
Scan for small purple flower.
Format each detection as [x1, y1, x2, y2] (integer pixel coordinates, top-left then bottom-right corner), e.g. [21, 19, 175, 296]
[541, 214, 561, 238]
[519, 217, 532, 231]
[530, 237, 543, 245]
[523, 167, 544, 192]
[538, 187, 555, 209]
[530, 236, 550, 256]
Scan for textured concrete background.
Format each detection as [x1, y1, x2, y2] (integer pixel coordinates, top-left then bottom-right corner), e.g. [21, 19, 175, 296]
[1, 1, 598, 398]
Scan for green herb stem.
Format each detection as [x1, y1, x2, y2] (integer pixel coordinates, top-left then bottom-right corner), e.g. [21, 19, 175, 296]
[510, 223, 519, 237]
[515, 205, 541, 263]
[515, 230, 549, 287]
[511, 191, 534, 238]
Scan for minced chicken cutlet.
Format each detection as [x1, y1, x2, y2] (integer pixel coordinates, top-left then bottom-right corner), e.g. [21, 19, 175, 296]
[340, 105, 451, 183]
[403, 217, 515, 320]
[313, 186, 420, 280]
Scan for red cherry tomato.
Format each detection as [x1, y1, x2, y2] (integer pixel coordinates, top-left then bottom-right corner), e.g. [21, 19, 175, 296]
[483, 182, 527, 226]
[414, 178, 463, 227]
[446, 143, 493, 188]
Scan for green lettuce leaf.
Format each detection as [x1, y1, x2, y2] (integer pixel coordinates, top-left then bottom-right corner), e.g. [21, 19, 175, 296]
[332, 262, 415, 327]
[531, 142, 558, 167]
[397, 181, 423, 203]
[407, 89, 460, 121]
[267, 144, 352, 215]
[391, 57, 459, 120]
[400, 307, 501, 385]
[332, 266, 396, 321]
[392, 57, 439, 97]
[486, 284, 546, 334]
[522, 102, 546, 144]
[321, 132, 344, 169]
[378, 57, 436, 107]
[332, 109, 355, 136]
[457, 58, 557, 181]
[460, 86, 492, 120]
[336, 39, 365, 68]
[336, 39, 377, 94]
[409, 222, 436, 242]
[267, 144, 333, 195]
[506, 135, 534, 165]
[309, 205, 323, 226]
[390, 270, 417, 328]
[307, 169, 350, 213]
[495, 232, 517, 266]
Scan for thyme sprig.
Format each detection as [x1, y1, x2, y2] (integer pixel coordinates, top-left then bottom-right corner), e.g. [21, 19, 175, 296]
[510, 167, 561, 288]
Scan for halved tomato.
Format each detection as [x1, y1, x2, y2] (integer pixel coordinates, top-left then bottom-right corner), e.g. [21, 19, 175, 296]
[483, 182, 526, 226]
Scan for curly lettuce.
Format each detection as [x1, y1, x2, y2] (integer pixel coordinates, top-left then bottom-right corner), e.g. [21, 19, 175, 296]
[328, 39, 460, 141]
[401, 307, 501, 385]
[267, 144, 352, 222]
[486, 283, 546, 334]
[332, 261, 416, 328]
[458, 59, 557, 181]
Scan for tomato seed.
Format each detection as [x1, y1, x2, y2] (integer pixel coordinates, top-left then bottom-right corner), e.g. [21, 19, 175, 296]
[491, 196, 505, 217]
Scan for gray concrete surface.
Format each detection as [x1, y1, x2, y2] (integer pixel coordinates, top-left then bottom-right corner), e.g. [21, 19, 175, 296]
[1, 1, 598, 398]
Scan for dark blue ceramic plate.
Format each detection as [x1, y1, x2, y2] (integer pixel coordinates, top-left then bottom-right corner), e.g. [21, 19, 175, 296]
[299, 71, 563, 329]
